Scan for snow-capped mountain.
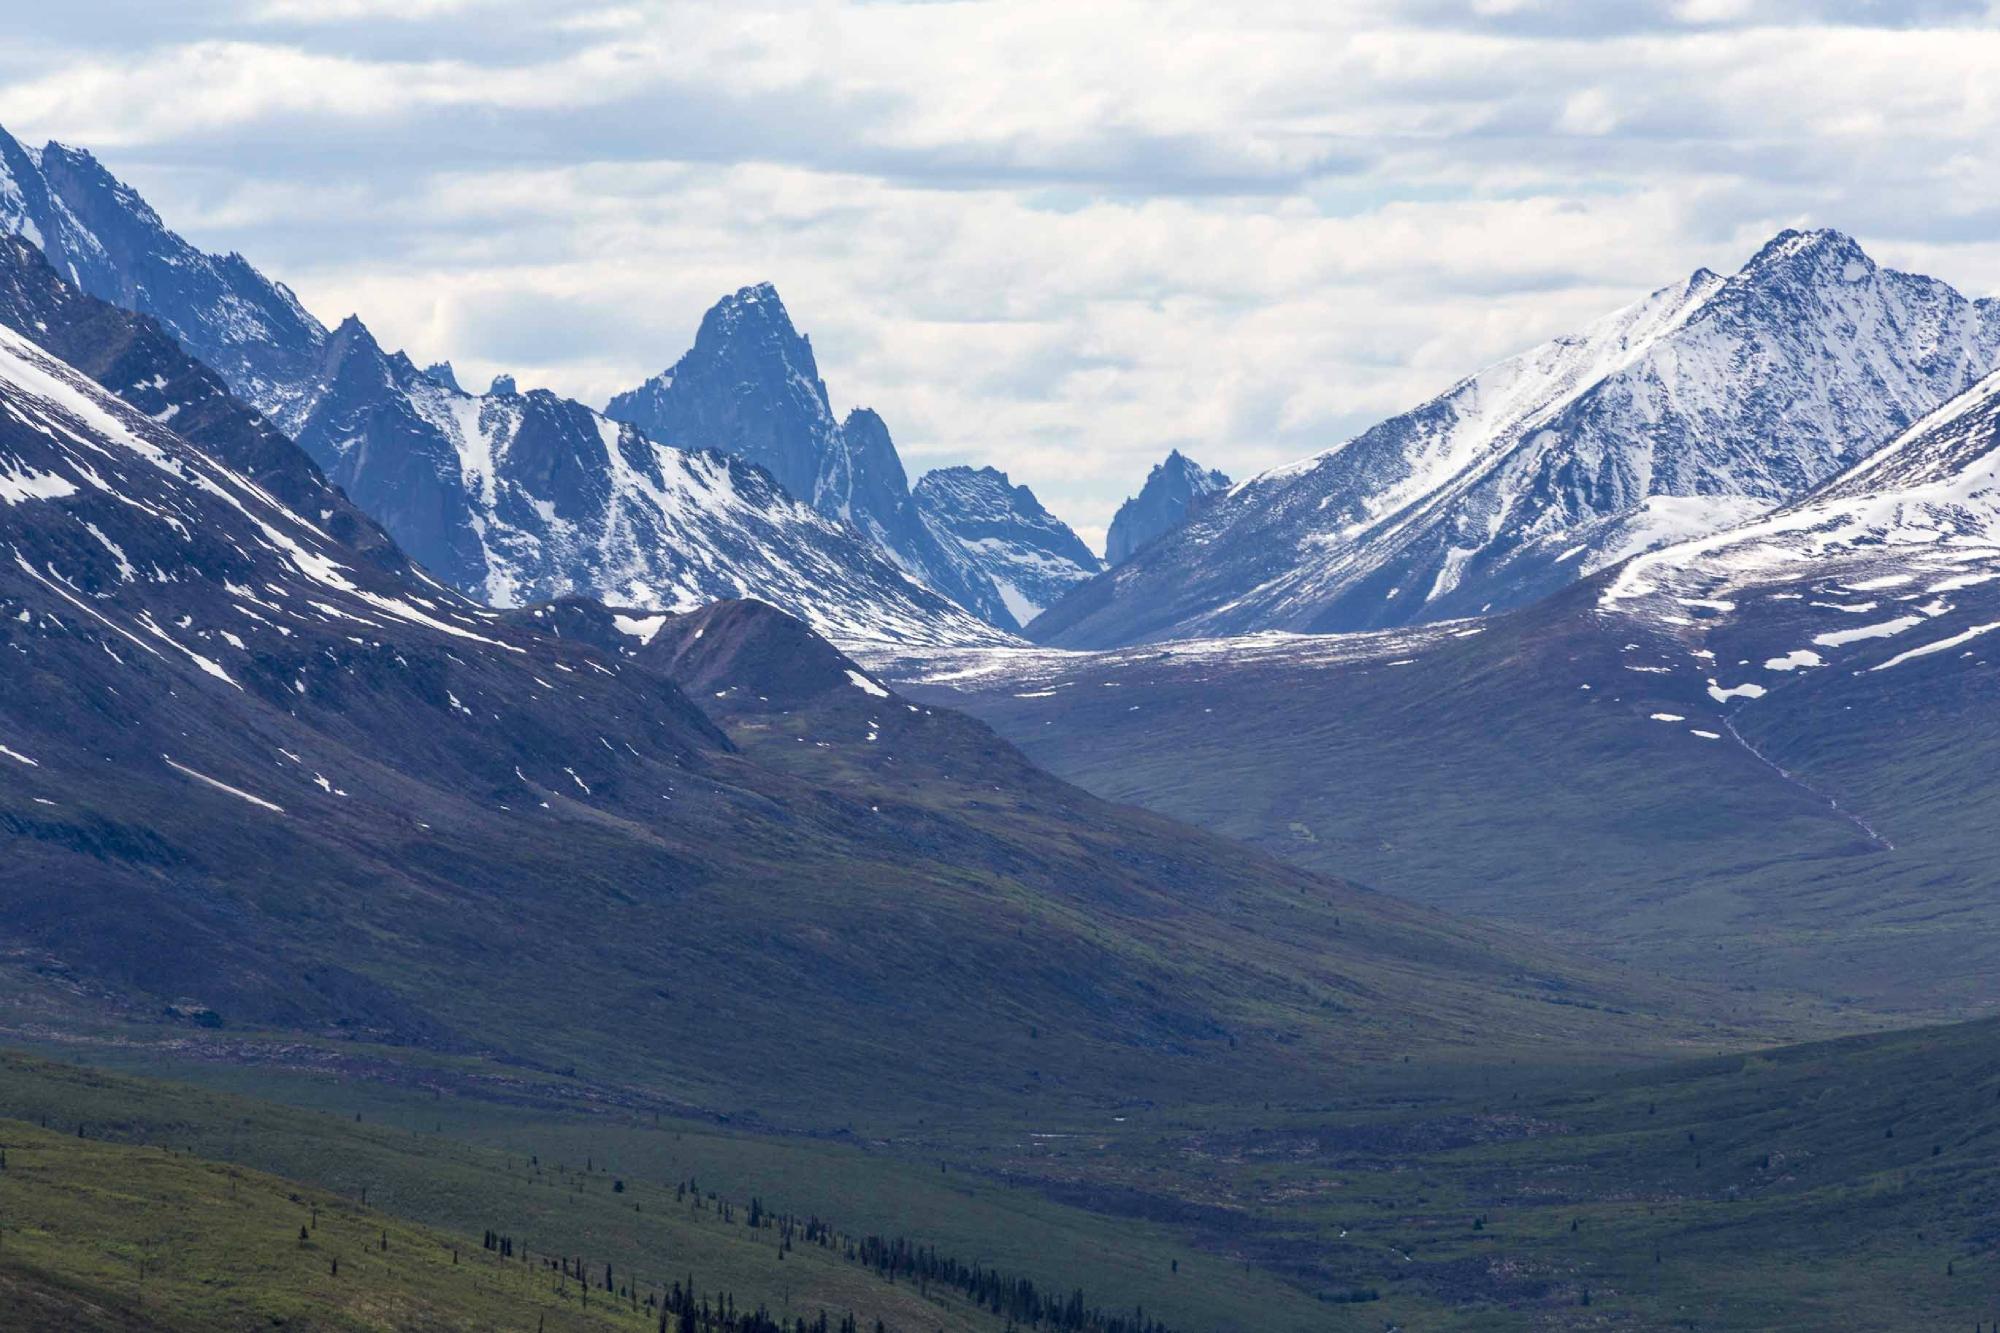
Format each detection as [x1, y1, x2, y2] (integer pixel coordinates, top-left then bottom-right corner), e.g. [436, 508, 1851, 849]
[0, 125, 328, 432]
[290, 314, 1004, 646]
[0, 125, 1001, 647]
[1600, 361, 2000, 677]
[1104, 450, 1230, 566]
[910, 465, 1101, 626]
[867, 380, 2000, 1007]
[0, 234, 409, 582]
[1032, 229, 2000, 648]
[604, 284, 1021, 629]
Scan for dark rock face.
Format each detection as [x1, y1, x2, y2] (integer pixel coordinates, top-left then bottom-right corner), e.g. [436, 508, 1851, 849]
[1034, 230, 2000, 648]
[293, 318, 491, 591]
[604, 285, 1020, 629]
[421, 361, 462, 392]
[607, 283, 833, 504]
[1104, 450, 1230, 566]
[912, 465, 1101, 627]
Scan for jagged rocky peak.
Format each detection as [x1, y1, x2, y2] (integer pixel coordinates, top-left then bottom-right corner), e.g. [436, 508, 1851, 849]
[605, 281, 834, 503]
[1104, 450, 1232, 565]
[604, 286, 1021, 630]
[912, 464, 1101, 629]
[422, 361, 462, 392]
[0, 129, 1005, 648]
[487, 372, 518, 397]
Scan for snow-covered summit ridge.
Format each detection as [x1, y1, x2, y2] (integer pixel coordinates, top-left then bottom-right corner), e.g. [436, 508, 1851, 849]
[1030, 227, 2000, 648]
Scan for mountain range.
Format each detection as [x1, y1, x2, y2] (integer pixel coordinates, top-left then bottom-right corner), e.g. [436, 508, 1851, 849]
[1031, 229, 2000, 647]
[0, 235, 1707, 1126]
[871, 355, 2000, 1015]
[6, 116, 2000, 1333]
[0, 124, 1092, 647]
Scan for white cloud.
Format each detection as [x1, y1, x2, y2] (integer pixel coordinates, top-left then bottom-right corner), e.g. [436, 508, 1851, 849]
[1, 1, 1996, 540]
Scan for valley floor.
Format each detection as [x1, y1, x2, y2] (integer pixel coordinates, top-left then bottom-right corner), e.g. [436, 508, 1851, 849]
[2, 1011, 1993, 1333]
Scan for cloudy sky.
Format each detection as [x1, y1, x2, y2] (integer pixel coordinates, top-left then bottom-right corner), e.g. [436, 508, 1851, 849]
[4, 1, 1998, 547]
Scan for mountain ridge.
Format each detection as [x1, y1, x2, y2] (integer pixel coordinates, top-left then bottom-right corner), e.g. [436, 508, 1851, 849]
[1032, 228, 2000, 648]
[0, 126, 1004, 649]
[911, 463, 1101, 626]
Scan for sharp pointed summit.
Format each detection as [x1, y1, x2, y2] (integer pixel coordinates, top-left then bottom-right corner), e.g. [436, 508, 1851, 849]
[1104, 450, 1231, 566]
[606, 284, 1027, 630]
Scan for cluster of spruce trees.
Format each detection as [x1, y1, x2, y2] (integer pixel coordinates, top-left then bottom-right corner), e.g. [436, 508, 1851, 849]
[846, 1233, 1168, 1333]
[747, 1204, 1173, 1332]
[475, 1161, 1173, 1333]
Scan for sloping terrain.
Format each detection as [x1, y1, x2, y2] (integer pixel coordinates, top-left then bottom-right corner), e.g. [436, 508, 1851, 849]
[0, 235, 407, 578]
[871, 370, 2000, 1012]
[0, 129, 327, 432]
[0, 1047, 1362, 1333]
[1033, 230, 2000, 647]
[0, 267, 1726, 1141]
[947, 1015, 2000, 1331]
[0, 1053, 1042, 1333]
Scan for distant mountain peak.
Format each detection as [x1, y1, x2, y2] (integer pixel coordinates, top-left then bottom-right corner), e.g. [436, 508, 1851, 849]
[421, 360, 462, 392]
[606, 289, 1021, 630]
[1103, 450, 1231, 566]
[913, 465, 1100, 628]
[487, 372, 517, 397]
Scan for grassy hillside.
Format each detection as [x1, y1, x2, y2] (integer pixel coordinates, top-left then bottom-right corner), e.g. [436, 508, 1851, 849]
[0, 1050, 1343, 1333]
[6, 1009, 1995, 1332]
[0, 1118, 656, 1332]
[874, 577, 2000, 1016]
[922, 1017, 2000, 1330]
